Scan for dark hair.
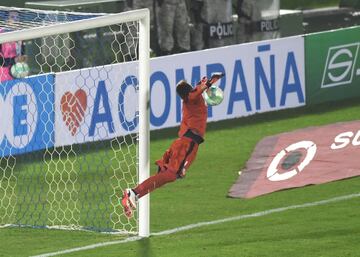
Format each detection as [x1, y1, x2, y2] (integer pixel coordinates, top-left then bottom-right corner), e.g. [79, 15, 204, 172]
[176, 80, 192, 100]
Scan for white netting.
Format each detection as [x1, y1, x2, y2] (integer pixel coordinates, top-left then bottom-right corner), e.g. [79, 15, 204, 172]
[0, 6, 144, 234]
[0, 6, 101, 32]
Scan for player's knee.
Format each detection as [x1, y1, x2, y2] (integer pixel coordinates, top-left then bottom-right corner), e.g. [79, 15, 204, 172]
[168, 172, 178, 182]
[164, 169, 178, 182]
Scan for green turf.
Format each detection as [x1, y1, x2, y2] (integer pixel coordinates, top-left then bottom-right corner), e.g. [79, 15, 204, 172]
[62, 197, 360, 257]
[1, 98, 360, 257]
[0, 139, 138, 233]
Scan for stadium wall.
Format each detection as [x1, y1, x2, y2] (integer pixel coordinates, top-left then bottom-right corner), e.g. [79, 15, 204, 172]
[0, 75, 54, 156]
[53, 35, 305, 147]
[305, 26, 360, 105]
[1, 25, 359, 155]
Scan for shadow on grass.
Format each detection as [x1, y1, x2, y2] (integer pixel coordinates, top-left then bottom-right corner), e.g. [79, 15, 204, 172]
[137, 238, 154, 257]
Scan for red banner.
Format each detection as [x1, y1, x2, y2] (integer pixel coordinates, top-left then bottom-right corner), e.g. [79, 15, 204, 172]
[229, 120, 360, 198]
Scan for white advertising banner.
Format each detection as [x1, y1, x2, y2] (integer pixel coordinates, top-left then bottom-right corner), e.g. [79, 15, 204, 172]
[55, 36, 305, 147]
[55, 63, 139, 146]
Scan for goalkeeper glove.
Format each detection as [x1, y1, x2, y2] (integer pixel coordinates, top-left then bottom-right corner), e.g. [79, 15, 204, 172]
[206, 72, 225, 88]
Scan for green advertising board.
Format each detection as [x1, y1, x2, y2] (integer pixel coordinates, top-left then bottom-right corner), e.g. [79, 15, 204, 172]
[305, 26, 360, 105]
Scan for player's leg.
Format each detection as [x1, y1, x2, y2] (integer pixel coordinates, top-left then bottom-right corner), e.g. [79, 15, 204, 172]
[175, 140, 199, 179]
[132, 168, 178, 198]
[121, 167, 177, 218]
[133, 137, 199, 195]
[121, 139, 180, 218]
[121, 188, 137, 218]
[132, 138, 191, 197]
[121, 138, 199, 217]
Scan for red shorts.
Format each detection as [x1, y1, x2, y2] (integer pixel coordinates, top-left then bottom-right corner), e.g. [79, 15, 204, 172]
[155, 137, 199, 178]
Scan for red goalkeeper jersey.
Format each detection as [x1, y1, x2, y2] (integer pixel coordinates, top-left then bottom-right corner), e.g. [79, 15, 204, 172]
[178, 84, 208, 138]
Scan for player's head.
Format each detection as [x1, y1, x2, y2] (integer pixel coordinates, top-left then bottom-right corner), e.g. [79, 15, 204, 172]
[176, 80, 192, 100]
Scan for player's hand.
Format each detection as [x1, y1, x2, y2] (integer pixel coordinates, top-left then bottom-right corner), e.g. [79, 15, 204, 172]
[196, 76, 207, 85]
[206, 72, 225, 88]
[195, 76, 209, 92]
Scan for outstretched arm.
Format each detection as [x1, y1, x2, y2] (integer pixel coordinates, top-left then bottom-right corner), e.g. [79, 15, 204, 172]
[188, 73, 225, 101]
[188, 77, 208, 102]
[206, 72, 225, 87]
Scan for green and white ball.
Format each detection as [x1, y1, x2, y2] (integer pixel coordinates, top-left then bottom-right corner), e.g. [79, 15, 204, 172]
[204, 85, 224, 106]
[11, 62, 30, 79]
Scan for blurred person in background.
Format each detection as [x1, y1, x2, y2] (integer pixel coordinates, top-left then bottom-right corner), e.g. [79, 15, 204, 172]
[190, 0, 234, 51]
[0, 11, 28, 82]
[189, 0, 204, 51]
[157, 0, 190, 55]
[125, 0, 160, 55]
[235, 0, 280, 43]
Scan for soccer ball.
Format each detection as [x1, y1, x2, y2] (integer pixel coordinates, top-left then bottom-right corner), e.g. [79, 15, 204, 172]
[204, 85, 224, 106]
[11, 62, 30, 79]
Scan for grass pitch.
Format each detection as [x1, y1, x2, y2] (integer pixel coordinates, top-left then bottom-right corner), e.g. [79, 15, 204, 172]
[1, 98, 360, 257]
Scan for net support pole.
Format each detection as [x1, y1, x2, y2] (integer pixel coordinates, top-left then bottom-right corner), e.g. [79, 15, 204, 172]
[138, 9, 150, 238]
[0, 9, 150, 44]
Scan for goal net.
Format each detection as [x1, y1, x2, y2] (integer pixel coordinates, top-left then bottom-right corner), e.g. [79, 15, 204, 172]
[0, 6, 150, 235]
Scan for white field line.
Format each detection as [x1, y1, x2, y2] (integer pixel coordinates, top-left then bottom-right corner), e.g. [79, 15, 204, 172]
[30, 192, 360, 257]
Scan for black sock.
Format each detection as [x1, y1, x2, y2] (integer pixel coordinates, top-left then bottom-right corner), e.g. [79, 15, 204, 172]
[131, 188, 139, 196]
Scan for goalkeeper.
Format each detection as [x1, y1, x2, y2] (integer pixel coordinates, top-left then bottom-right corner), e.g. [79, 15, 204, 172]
[121, 73, 224, 218]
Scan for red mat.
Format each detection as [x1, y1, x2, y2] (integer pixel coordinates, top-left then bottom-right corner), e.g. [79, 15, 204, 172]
[229, 120, 360, 198]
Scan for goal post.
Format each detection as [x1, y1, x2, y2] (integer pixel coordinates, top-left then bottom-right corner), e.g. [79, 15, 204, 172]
[138, 8, 150, 238]
[0, 7, 150, 236]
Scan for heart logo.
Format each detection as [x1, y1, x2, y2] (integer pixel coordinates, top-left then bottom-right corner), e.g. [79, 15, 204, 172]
[60, 89, 87, 136]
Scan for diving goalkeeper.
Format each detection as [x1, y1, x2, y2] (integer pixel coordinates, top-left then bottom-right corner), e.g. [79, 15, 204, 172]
[121, 72, 224, 218]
